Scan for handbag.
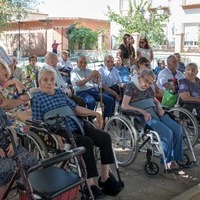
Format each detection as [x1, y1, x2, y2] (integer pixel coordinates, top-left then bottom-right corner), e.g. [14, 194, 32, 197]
[161, 90, 178, 108]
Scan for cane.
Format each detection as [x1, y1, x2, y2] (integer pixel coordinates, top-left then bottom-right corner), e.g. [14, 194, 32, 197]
[99, 81, 104, 121]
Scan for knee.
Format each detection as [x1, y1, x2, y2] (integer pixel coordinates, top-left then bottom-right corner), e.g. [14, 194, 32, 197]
[102, 131, 112, 145]
[81, 137, 94, 150]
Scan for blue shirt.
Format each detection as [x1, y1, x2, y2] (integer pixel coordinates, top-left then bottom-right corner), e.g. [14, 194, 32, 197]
[99, 65, 122, 87]
[115, 66, 131, 83]
[31, 89, 79, 132]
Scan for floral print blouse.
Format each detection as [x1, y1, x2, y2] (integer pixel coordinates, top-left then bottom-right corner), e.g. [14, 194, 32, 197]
[0, 84, 29, 133]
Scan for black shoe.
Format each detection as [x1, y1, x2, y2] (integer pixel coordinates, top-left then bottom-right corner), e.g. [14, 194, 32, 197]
[84, 185, 105, 199]
[98, 177, 124, 196]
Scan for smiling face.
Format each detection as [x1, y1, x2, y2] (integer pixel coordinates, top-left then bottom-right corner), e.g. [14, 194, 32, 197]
[77, 56, 87, 71]
[38, 70, 56, 94]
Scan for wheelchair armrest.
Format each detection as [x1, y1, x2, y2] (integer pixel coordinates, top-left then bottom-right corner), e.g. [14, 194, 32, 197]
[118, 106, 140, 116]
[180, 100, 199, 105]
[27, 147, 86, 174]
[118, 107, 146, 128]
[25, 119, 46, 127]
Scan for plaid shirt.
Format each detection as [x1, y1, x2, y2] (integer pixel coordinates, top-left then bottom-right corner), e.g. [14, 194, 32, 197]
[31, 89, 79, 132]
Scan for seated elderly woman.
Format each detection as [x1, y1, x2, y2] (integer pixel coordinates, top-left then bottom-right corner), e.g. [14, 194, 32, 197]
[0, 58, 31, 132]
[0, 59, 38, 198]
[179, 62, 200, 117]
[31, 67, 123, 198]
[0, 119, 39, 199]
[121, 68, 183, 179]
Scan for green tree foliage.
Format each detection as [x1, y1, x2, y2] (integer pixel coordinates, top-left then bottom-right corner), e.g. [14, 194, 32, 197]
[106, 0, 169, 47]
[66, 23, 99, 52]
[0, 0, 40, 30]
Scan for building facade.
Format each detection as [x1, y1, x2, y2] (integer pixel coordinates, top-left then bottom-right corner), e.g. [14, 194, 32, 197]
[117, 0, 200, 53]
[0, 12, 110, 57]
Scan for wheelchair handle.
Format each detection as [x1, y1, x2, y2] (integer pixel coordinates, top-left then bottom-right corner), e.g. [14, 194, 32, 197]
[27, 147, 86, 173]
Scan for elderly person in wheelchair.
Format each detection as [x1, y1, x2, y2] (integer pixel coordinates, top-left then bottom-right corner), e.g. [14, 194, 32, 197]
[121, 68, 184, 179]
[31, 67, 123, 198]
[179, 62, 200, 116]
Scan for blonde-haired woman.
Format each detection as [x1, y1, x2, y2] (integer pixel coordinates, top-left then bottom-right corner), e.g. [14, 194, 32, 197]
[0, 58, 30, 131]
[0, 58, 38, 198]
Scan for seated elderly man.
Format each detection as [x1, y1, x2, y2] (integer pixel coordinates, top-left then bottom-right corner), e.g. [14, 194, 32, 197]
[31, 67, 123, 198]
[157, 55, 185, 93]
[70, 55, 115, 118]
[99, 55, 122, 100]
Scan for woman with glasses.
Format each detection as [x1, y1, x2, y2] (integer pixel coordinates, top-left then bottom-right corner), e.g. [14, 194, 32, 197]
[121, 68, 183, 180]
[117, 33, 135, 70]
[137, 37, 154, 62]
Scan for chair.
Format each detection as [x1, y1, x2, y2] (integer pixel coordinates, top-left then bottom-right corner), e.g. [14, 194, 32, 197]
[2, 126, 93, 200]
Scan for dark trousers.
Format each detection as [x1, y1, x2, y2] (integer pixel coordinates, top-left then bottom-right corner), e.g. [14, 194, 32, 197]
[74, 123, 115, 178]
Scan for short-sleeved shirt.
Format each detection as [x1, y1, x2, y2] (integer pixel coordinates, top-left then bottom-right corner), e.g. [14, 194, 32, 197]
[31, 89, 79, 132]
[156, 67, 185, 90]
[115, 66, 131, 83]
[70, 67, 96, 92]
[57, 59, 73, 73]
[99, 66, 122, 87]
[179, 77, 200, 99]
[137, 47, 153, 60]
[124, 82, 154, 102]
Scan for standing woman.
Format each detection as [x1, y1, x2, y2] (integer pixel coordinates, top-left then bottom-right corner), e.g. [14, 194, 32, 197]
[117, 33, 135, 70]
[137, 37, 154, 62]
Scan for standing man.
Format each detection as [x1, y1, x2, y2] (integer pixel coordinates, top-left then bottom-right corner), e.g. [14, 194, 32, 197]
[51, 40, 60, 54]
[70, 55, 115, 119]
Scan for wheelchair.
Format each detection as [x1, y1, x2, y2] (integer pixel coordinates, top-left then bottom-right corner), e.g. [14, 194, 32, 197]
[1, 125, 91, 200]
[104, 106, 197, 178]
[20, 106, 124, 198]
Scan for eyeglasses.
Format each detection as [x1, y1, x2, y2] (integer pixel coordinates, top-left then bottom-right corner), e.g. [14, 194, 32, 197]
[140, 75, 154, 85]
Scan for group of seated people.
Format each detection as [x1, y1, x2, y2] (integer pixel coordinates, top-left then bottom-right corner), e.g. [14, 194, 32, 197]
[0, 45, 200, 199]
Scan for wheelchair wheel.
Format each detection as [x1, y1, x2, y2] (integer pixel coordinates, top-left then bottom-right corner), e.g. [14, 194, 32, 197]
[26, 131, 49, 160]
[143, 160, 159, 177]
[168, 107, 199, 149]
[177, 152, 190, 167]
[104, 114, 138, 166]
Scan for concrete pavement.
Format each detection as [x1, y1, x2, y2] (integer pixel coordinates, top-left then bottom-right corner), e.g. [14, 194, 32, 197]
[101, 144, 200, 200]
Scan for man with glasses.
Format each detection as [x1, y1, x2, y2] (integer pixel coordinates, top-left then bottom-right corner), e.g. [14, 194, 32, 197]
[70, 55, 115, 119]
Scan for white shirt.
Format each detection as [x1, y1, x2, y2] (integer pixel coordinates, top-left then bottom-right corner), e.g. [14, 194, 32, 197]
[156, 67, 185, 90]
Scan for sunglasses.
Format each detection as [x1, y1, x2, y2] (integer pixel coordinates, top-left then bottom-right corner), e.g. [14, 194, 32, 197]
[140, 41, 145, 44]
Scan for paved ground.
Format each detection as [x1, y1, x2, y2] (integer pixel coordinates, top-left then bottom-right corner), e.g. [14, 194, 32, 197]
[7, 144, 200, 200]
[100, 144, 200, 200]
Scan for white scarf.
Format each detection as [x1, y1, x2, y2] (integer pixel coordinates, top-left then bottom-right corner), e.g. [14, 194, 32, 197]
[132, 74, 146, 91]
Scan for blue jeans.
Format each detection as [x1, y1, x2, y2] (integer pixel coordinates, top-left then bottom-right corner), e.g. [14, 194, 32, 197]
[146, 114, 183, 163]
[77, 88, 115, 117]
